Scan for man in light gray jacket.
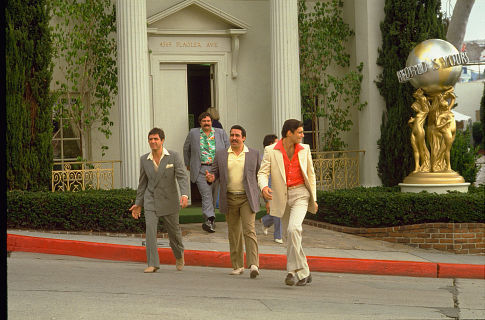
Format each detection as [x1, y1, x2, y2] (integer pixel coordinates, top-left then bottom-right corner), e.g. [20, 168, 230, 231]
[183, 112, 229, 233]
[130, 128, 189, 273]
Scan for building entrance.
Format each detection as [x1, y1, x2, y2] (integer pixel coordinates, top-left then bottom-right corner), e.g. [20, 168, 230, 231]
[187, 64, 215, 204]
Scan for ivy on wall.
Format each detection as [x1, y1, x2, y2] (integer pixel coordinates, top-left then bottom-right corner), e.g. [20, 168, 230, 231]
[298, 0, 366, 151]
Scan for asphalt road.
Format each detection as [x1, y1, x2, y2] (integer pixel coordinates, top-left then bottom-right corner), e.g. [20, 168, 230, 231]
[7, 252, 485, 320]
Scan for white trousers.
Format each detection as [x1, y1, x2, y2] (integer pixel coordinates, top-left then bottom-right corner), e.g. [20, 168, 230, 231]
[281, 185, 310, 280]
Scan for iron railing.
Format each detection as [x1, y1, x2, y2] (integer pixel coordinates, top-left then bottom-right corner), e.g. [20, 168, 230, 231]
[52, 160, 121, 192]
[312, 150, 365, 191]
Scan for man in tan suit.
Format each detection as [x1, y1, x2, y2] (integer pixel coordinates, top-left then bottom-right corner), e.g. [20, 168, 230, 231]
[206, 125, 261, 278]
[257, 119, 317, 286]
[130, 128, 189, 273]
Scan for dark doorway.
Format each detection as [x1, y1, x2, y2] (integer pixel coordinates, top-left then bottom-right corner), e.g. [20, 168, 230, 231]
[187, 64, 212, 204]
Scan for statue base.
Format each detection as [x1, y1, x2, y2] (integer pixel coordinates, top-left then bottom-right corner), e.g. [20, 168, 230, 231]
[402, 171, 465, 184]
[398, 182, 470, 194]
[399, 172, 469, 193]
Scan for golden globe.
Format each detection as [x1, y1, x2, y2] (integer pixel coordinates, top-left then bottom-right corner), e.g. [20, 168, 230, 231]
[396, 39, 468, 93]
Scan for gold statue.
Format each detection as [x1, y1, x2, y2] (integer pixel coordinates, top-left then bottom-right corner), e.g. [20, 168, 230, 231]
[403, 86, 464, 184]
[435, 89, 456, 172]
[408, 88, 430, 173]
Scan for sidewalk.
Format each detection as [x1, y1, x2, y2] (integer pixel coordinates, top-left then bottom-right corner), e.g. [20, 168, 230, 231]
[7, 220, 485, 279]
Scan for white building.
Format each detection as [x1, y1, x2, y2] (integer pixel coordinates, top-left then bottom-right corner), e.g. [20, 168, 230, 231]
[53, 0, 390, 191]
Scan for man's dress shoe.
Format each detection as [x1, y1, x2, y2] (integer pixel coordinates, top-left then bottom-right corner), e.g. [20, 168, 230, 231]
[296, 274, 312, 286]
[285, 273, 297, 286]
[202, 220, 215, 233]
[144, 266, 159, 273]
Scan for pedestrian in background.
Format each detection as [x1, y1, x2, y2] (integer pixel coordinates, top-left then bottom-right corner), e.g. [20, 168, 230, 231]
[260, 134, 283, 244]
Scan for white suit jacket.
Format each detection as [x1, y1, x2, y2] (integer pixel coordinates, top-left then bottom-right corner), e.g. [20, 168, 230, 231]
[257, 142, 317, 217]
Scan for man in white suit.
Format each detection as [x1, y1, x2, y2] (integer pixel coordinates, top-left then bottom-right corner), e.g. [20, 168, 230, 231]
[257, 119, 318, 286]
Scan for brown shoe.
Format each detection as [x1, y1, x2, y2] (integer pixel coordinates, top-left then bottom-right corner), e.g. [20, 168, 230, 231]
[176, 257, 184, 271]
[144, 266, 159, 273]
[285, 273, 296, 286]
[296, 274, 312, 286]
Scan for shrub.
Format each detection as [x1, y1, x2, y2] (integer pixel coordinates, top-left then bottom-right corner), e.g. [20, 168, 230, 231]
[451, 128, 479, 183]
[6, 189, 163, 233]
[310, 186, 484, 228]
[472, 121, 483, 149]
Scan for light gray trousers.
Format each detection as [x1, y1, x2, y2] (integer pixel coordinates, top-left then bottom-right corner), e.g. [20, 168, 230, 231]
[145, 210, 184, 267]
[196, 165, 217, 219]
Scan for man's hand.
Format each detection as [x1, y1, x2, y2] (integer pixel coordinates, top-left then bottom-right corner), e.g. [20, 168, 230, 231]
[265, 201, 270, 214]
[262, 186, 272, 200]
[180, 196, 188, 208]
[129, 204, 141, 219]
[205, 170, 215, 183]
[186, 166, 190, 171]
[314, 201, 318, 212]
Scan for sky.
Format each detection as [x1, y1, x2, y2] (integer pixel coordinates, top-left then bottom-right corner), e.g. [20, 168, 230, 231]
[441, 0, 485, 41]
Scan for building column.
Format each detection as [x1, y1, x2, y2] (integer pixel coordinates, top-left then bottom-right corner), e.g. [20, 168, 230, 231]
[270, 0, 302, 135]
[117, 0, 151, 189]
[354, 0, 386, 186]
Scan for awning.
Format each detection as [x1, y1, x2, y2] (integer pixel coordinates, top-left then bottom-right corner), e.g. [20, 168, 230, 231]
[452, 110, 472, 122]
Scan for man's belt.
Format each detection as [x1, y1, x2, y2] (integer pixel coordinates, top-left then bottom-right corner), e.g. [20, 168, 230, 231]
[228, 191, 246, 195]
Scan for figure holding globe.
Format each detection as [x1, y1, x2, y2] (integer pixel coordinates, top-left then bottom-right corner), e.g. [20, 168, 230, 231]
[397, 39, 470, 192]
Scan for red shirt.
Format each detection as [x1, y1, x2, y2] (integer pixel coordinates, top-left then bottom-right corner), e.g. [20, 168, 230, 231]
[274, 140, 305, 187]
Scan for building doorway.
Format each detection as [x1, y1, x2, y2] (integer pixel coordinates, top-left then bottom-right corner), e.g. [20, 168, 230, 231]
[187, 63, 215, 204]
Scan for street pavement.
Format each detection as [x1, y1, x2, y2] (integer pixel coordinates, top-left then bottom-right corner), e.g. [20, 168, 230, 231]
[7, 252, 485, 320]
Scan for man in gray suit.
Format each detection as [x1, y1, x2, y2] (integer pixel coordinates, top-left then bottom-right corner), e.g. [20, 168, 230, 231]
[130, 128, 189, 273]
[183, 112, 229, 233]
[206, 125, 261, 278]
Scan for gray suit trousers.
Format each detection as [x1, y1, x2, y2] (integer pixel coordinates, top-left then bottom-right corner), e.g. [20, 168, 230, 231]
[145, 210, 184, 267]
[196, 164, 216, 219]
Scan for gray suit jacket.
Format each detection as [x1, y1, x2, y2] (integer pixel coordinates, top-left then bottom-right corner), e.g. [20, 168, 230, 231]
[183, 127, 230, 182]
[209, 146, 261, 214]
[135, 149, 189, 216]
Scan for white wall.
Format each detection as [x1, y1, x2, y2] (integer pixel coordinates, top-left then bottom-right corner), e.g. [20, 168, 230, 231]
[454, 81, 484, 122]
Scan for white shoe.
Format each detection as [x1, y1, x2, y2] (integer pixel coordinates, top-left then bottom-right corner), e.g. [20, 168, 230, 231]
[250, 265, 260, 279]
[274, 238, 283, 244]
[260, 219, 269, 235]
[230, 267, 244, 275]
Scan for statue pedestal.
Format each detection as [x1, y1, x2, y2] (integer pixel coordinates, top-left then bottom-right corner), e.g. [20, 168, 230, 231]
[399, 172, 469, 194]
[399, 182, 470, 194]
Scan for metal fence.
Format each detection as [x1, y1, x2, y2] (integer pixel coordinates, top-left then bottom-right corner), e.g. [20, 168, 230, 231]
[52, 160, 121, 192]
[312, 150, 365, 191]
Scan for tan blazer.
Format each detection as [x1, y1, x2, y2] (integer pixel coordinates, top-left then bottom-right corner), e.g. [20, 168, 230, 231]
[209, 146, 261, 214]
[257, 143, 317, 217]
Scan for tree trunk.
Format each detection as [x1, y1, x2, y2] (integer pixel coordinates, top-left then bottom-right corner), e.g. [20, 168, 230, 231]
[446, 0, 475, 50]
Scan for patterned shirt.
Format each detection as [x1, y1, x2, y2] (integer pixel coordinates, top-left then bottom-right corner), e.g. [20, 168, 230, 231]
[199, 127, 216, 164]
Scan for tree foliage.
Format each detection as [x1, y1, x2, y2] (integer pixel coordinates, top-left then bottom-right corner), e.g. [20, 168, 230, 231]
[298, 0, 366, 151]
[450, 127, 478, 183]
[481, 82, 485, 149]
[50, 0, 117, 159]
[6, 0, 55, 191]
[376, 0, 446, 186]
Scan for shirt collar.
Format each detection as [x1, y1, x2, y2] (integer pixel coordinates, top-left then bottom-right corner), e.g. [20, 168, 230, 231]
[147, 148, 170, 160]
[200, 127, 214, 134]
[274, 139, 303, 152]
[228, 145, 249, 153]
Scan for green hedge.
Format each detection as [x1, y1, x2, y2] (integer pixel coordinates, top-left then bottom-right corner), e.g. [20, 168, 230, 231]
[8, 186, 484, 232]
[6, 189, 267, 232]
[7, 189, 150, 233]
[309, 186, 485, 228]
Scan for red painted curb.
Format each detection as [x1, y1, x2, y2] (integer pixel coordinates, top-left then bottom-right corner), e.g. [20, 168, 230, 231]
[438, 263, 485, 279]
[7, 234, 484, 279]
[307, 256, 438, 278]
